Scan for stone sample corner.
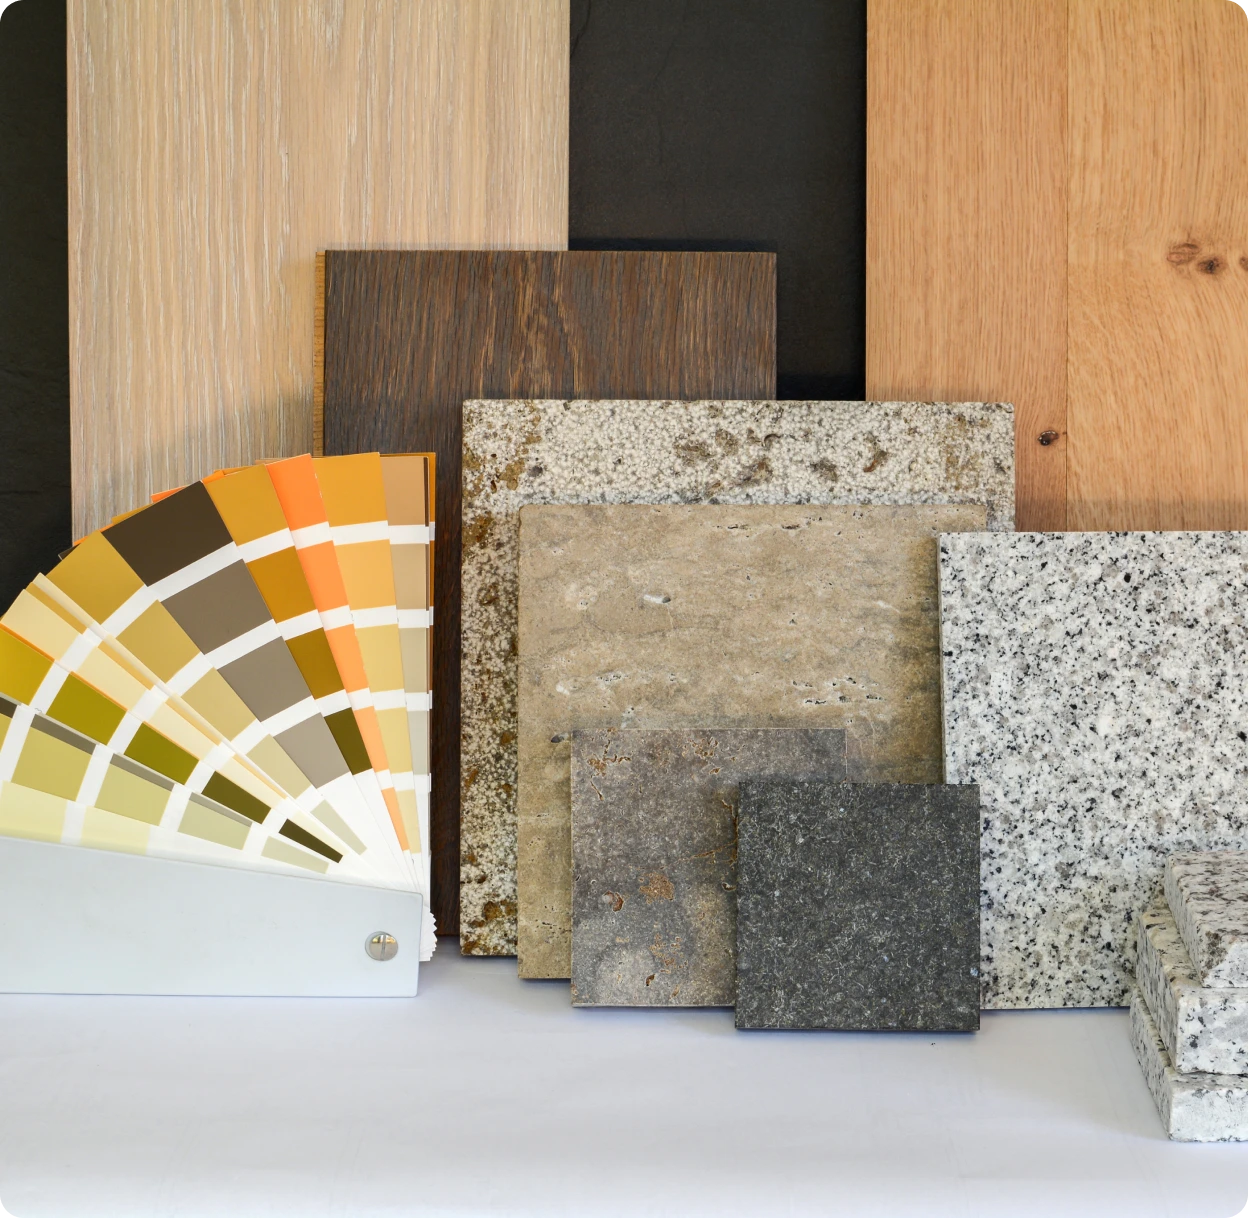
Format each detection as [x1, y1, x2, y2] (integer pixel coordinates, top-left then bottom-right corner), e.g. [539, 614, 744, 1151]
[460, 398, 1013, 955]
[1165, 852, 1248, 988]
[941, 532, 1248, 1009]
[734, 778, 981, 1031]
[1131, 985, 1248, 1142]
[517, 502, 986, 978]
[570, 727, 847, 1007]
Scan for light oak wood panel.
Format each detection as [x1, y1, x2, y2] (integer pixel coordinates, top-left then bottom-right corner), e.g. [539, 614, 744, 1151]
[1067, 0, 1248, 529]
[865, 0, 1069, 530]
[69, 0, 569, 536]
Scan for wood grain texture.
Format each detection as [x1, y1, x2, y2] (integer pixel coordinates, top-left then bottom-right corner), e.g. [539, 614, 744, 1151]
[68, 0, 568, 537]
[865, 0, 1069, 529]
[1067, 0, 1248, 529]
[322, 249, 777, 934]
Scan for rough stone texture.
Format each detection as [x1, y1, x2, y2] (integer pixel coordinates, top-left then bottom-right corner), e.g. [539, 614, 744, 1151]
[1131, 985, 1248, 1142]
[517, 502, 986, 978]
[1136, 896, 1248, 1075]
[460, 398, 1014, 955]
[1165, 852, 1248, 987]
[570, 727, 847, 1007]
[734, 778, 981, 1031]
[941, 532, 1248, 1009]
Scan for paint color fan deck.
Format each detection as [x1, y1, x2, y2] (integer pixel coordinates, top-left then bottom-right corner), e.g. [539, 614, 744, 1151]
[0, 453, 436, 963]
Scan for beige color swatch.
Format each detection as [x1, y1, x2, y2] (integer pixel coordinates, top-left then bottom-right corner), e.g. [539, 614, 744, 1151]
[69, 0, 569, 535]
[515, 502, 987, 979]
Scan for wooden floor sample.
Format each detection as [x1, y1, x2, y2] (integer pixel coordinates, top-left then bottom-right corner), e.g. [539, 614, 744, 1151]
[865, 0, 1068, 530]
[68, 0, 568, 538]
[1067, 0, 1248, 529]
[321, 249, 777, 934]
[868, 0, 1248, 531]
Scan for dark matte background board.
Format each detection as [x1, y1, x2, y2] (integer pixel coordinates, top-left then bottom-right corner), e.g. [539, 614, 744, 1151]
[569, 0, 866, 400]
[322, 248, 776, 934]
[0, 0, 69, 607]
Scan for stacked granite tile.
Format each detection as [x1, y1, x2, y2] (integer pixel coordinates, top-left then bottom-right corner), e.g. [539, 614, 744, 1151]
[1131, 852, 1248, 1141]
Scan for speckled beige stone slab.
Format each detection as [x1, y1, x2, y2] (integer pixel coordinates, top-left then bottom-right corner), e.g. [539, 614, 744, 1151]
[459, 399, 1013, 956]
[516, 502, 988, 979]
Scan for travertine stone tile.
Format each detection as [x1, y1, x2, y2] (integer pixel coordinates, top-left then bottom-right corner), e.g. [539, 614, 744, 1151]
[942, 532, 1248, 1009]
[735, 779, 980, 1031]
[570, 727, 847, 1007]
[1165, 853, 1248, 987]
[462, 398, 1012, 955]
[518, 502, 986, 978]
[1131, 986, 1248, 1142]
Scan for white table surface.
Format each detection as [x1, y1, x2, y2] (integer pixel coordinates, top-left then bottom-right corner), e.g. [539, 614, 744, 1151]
[2, 943, 1248, 1218]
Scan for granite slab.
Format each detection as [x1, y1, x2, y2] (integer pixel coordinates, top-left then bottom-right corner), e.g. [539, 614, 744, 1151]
[516, 502, 987, 978]
[734, 779, 981, 1031]
[1131, 985, 1248, 1141]
[570, 727, 848, 1008]
[941, 532, 1248, 1009]
[462, 398, 1013, 956]
[1164, 852, 1248, 987]
[1136, 896, 1248, 1075]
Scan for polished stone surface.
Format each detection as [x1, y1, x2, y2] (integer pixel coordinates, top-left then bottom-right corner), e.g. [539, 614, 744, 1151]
[734, 779, 980, 1032]
[1131, 985, 1248, 1142]
[1136, 896, 1248, 1075]
[570, 727, 847, 1007]
[517, 502, 986, 978]
[460, 398, 1013, 955]
[941, 532, 1248, 1009]
[1165, 852, 1248, 987]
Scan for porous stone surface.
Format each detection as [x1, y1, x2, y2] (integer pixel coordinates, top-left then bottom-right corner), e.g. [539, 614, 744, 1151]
[1131, 985, 1248, 1141]
[734, 778, 981, 1031]
[570, 727, 847, 1007]
[941, 532, 1248, 1009]
[1136, 896, 1248, 1075]
[517, 502, 986, 978]
[1165, 852, 1248, 987]
[459, 399, 1014, 955]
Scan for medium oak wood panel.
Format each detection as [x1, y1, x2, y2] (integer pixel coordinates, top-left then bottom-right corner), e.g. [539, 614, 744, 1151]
[1067, 0, 1248, 529]
[321, 249, 777, 934]
[865, 0, 1069, 530]
[69, 0, 568, 537]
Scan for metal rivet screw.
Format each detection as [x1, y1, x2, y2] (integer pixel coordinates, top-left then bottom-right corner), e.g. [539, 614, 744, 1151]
[366, 932, 399, 962]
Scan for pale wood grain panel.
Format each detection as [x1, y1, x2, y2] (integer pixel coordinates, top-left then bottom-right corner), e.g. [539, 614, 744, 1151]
[69, 0, 568, 535]
[1067, 0, 1248, 529]
[865, 0, 1068, 530]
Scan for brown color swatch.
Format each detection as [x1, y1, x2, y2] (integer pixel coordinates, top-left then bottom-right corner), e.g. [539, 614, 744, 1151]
[217, 639, 313, 724]
[163, 563, 271, 655]
[322, 249, 777, 932]
[104, 482, 233, 582]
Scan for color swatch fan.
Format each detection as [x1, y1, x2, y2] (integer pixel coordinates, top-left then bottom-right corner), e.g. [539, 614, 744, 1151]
[0, 454, 434, 995]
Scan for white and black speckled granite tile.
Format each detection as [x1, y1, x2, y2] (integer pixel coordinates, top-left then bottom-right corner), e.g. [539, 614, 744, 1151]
[1165, 852, 1248, 987]
[461, 398, 1014, 955]
[570, 727, 847, 1008]
[1131, 985, 1248, 1141]
[734, 779, 981, 1031]
[1137, 896, 1248, 1075]
[941, 532, 1248, 1010]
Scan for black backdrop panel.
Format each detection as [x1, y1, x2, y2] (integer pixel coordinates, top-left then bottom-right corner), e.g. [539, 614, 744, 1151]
[569, 0, 867, 400]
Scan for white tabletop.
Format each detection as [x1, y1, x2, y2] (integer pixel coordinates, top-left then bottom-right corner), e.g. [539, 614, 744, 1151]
[1, 943, 1247, 1218]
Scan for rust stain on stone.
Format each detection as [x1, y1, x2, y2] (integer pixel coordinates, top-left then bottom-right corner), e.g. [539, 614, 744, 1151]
[639, 871, 675, 903]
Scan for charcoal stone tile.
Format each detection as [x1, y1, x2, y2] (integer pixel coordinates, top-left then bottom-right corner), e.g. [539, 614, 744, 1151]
[734, 778, 981, 1031]
[570, 727, 847, 1008]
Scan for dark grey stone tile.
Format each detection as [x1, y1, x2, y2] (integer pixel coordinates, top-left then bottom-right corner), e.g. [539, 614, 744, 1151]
[735, 780, 980, 1031]
[571, 727, 846, 1007]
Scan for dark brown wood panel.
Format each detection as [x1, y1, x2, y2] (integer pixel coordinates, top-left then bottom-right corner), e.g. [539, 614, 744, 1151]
[321, 250, 776, 934]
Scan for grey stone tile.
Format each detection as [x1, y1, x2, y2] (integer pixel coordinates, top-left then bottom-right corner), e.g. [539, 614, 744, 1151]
[1136, 896, 1248, 1075]
[941, 532, 1248, 1009]
[517, 502, 987, 978]
[1131, 986, 1248, 1141]
[734, 779, 981, 1031]
[460, 399, 1014, 955]
[1165, 853, 1248, 987]
[570, 727, 847, 1007]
